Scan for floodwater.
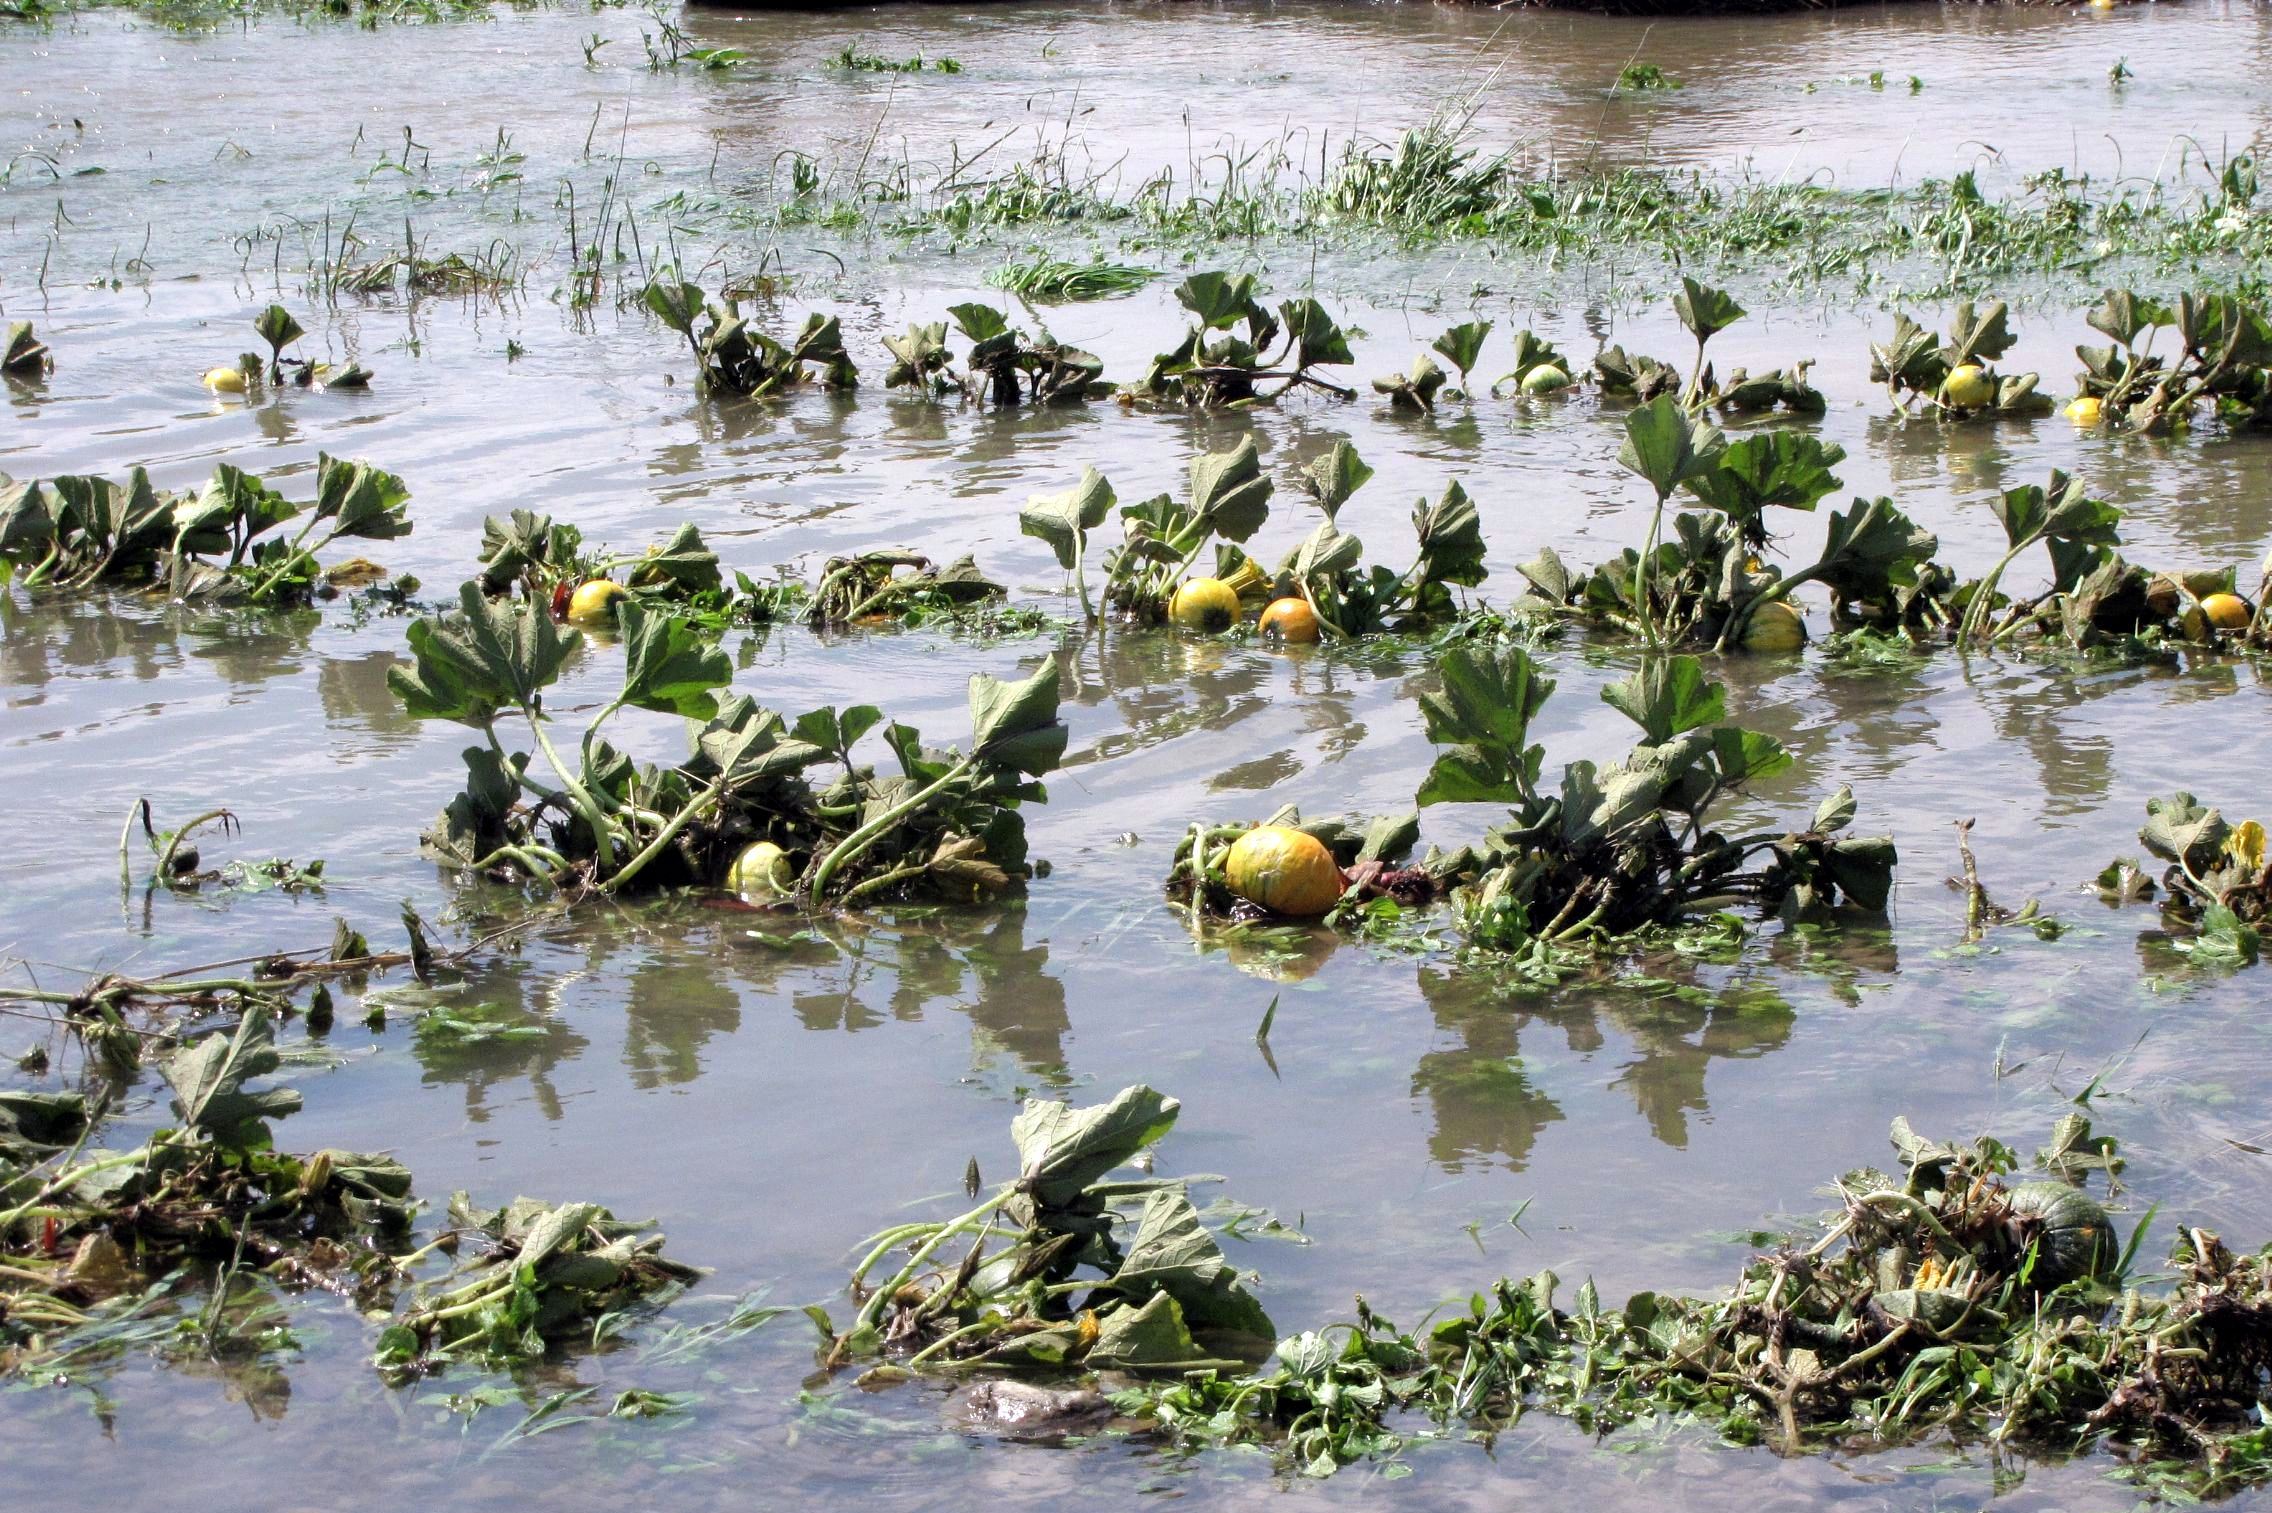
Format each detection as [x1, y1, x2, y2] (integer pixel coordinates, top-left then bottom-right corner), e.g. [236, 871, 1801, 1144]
[5, 1, 2272, 1508]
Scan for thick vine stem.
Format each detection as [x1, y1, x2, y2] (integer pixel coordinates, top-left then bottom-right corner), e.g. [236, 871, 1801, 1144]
[807, 757, 973, 902]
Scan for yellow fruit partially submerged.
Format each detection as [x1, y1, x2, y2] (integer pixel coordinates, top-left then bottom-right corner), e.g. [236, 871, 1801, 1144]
[1224, 826, 1345, 918]
[1739, 599, 1807, 652]
[204, 366, 247, 393]
[2063, 395, 2105, 426]
[566, 578, 628, 626]
[726, 840, 794, 898]
[1257, 597, 1320, 643]
[2201, 592, 2252, 631]
[1168, 577, 1239, 633]
[1520, 364, 1571, 395]
[1941, 364, 1995, 410]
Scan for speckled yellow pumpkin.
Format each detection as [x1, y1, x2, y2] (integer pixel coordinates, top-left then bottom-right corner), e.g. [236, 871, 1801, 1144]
[726, 840, 794, 898]
[566, 579, 628, 626]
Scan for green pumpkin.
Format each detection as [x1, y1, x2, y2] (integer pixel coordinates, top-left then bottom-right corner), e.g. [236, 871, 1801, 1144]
[2004, 1181, 2115, 1287]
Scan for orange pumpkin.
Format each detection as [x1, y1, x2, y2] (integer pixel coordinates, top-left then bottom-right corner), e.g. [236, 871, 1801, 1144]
[1258, 597, 1320, 643]
[1224, 826, 1345, 917]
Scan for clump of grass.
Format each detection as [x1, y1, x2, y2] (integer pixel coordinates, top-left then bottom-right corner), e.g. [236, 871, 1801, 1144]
[1322, 116, 1509, 227]
[829, 44, 959, 74]
[986, 259, 1156, 301]
[1615, 62, 1681, 92]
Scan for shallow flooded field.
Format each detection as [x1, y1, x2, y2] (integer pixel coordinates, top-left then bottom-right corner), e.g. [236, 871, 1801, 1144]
[6, 1, 2272, 1507]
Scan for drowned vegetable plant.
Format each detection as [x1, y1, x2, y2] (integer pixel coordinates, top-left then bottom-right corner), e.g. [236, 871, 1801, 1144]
[1590, 277, 1823, 416]
[0, 455, 413, 604]
[1416, 647, 1896, 950]
[2068, 287, 2272, 433]
[1517, 395, 1940, 653]
[882, 303, 1107, 406]
[2097, 792, 2270, 966]
[643, 274, 858, 397]
[1868, 299, 2048, 418]
[386, 586, 1066, 902]
[1131, 273, 1356, 408]
[824, 1085, 1276, 1373]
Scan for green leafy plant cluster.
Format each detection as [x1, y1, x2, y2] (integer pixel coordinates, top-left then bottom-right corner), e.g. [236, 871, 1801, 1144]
[386, 587, 1066, 902]
[881, 303, 1107, 406]
[1132, 272, 1356, 408]
[1416, 648, 1895, 952]
[0, 455, 412, 604]
[2098, 794, 2269, 966]
[641, 274, 858, 398]
[824, 1085, 1277, 1373]
[2070, 287, 2272, 433]
[1868, 299, 2049, 417]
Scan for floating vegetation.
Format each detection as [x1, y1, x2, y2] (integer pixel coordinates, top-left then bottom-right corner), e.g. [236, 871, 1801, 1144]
[1870, 299, 2050, 418]
[0, 455, 412, 604]
[882, 303, 1107, 406]
[3, 321, 50, 375]
[2098, 792, 2270, 966]
[828, 44, 959, 74]
[2068, 287, 2272, 433]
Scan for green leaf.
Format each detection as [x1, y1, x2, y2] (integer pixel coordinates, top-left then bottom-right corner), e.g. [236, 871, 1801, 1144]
[1011, 1085, 1181, 1210]
[947, 303, 1012, 344]
[1113, 1190, 1274, 1337]
[1415, 644, 1555, 806]
[1411, 480, 1487, 590]
[163, 1008, 301, 1148]
[1601, 656, 1724, 743]
[2141, 792, 2227, 872]
[1088, 1290, 1205, 1368]
[1291, 519, 1364, 583]
[1189, 438, 1274, 543]
[388, 582, 579, 726]
[1707, 726, 1792, 787]
[1813, 497, 1940, 603]
[253, 303, 304, 359]
[313, 454, 412, 541]
[1682, 432, 1846, 526]
[1617, 394, 1721, 500]
[616, 599, 730, 720]
[641, 277, 705, 336]
[1943, 300, 2017, 365]
[1813, 786, 1858, 834]
[1297, 440, 1374, 517]
[1431, 319, 1492, 381]
[1175, 272, 1262, 333]
[1277, 298, 1352, 370]
[1019, 467, 1115, 571]
[967, 661, 1067, 777]
[1673, 276, 1745, 342]
[627, 522, 722, 597]
[696, 697, 829, 788]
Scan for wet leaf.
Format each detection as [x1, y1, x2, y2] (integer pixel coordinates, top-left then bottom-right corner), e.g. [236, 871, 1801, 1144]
[1673, 277, 1745, 343]
[1113, 1190, 1273, 1337]
[163, 1008, 302, 1148]
[1416, 644, 1554, 806]
[1088, 1290, 1205, 1368]
[617, 600, 731, 720]
[1189, 438, 1274, 543]
[1299, 441, 1374, 517]
[1020, 467, 1116, 571]
[1617, 394, 1721, 500]
[967, 661, 1067, 777]
[389, 582, 579, 725]
[1011, 1085, 1180, 1210]
[1602, 656, 1724, 744]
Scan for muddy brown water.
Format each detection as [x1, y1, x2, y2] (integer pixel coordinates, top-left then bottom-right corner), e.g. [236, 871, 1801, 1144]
[6, 2, 2272, 1507]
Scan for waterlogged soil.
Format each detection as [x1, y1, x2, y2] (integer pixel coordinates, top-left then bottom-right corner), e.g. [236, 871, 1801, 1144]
[6, 3, 2272, 1509]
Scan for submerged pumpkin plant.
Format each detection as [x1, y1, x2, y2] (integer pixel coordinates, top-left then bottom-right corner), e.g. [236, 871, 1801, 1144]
[643, 272, 858, 397]
[1133, 272, 1356, 408]
[2069, 287, 2272, 433]
[1868, 299, 2048, 418]
[0, 456, 411, 605]
[825, 1085, 1276, 1372]
[1416, 647, 1896, 950]
[387, 587, 1065, 903]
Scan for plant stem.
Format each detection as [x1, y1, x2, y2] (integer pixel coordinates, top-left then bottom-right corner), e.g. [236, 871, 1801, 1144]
[807, 757, 972, 901]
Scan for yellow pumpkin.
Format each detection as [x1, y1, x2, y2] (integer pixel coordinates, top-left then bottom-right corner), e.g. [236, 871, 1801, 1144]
[1224, 826, 1345, 917]
[1739, 599, 1807, 652]
[1258, 597, 1320, 643]
[2201, 592, 2252, 631]
[1520, 364, 1571, 395]
[2063, 395, 2105, 426]
[566, 579, 628, 626]
[1940, 364, 1995, 410]
[1168, 577, 1239, 633]
[204, 366, 247, 393]
[727, 840, 794, 898]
